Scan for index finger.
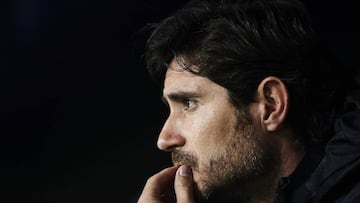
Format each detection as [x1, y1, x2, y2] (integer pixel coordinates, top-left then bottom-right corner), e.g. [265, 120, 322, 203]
[138, 165, 179, 201]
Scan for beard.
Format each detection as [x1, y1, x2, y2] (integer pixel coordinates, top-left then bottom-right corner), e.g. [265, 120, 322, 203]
[172, 109, 282, 203]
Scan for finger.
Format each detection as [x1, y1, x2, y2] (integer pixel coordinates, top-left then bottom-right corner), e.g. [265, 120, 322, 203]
[138, 166, 178, 203]
[174, 165, 195, 203]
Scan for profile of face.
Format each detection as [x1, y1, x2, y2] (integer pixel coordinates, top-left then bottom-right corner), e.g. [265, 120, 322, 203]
[158, 59, 283, 202]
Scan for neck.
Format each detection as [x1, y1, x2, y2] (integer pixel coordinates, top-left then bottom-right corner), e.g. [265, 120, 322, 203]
[279, 132, 304, 177]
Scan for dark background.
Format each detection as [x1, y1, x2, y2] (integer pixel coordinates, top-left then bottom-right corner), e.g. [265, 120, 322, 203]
[2, 0, 359, 202]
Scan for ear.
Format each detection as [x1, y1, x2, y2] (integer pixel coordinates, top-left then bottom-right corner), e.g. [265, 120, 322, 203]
[256, 76, 289, 132]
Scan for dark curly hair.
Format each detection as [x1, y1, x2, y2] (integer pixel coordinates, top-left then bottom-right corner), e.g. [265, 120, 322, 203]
[144, 0, 347, 146]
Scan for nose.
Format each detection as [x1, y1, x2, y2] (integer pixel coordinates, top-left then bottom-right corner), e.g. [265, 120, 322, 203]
[157, 115, 186, 151]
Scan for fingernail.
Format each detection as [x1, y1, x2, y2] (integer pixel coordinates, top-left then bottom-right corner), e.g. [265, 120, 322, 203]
[178, 165, 191, 177]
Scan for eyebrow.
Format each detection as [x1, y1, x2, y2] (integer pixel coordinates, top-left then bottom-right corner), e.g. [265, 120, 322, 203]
[161, 91, 201, 105]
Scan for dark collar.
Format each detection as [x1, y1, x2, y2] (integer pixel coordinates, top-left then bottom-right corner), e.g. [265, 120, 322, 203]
[275, 144, 325, 202]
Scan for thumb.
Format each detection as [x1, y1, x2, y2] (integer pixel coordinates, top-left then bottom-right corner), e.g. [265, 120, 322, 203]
[174, 165, 195, 203]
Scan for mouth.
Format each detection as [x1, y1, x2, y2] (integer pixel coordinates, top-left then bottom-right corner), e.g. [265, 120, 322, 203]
[171, 150, 198, 171]
[173, 163, 198, 173]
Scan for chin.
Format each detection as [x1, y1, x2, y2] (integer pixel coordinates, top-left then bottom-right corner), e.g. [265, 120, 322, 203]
[192, 172, 219, 202]
[190, 171, 208, 201]
[190, 170, 272, 203]
[191, 171, 202, 193]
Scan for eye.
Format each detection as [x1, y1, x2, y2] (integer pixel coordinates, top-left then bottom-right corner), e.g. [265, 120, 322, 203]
[183, 99, 196, 111]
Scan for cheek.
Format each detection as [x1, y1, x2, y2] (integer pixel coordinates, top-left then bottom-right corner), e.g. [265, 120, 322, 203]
[186, 107, 237, 159]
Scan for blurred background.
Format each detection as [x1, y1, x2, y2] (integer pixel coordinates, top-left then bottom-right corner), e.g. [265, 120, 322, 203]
[2, 0, 359, 202]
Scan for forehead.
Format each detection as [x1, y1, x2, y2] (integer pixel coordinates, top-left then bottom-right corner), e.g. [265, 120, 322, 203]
[163, 59, 218, 95]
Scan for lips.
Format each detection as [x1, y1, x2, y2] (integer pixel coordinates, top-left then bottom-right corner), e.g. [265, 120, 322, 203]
[172, 150, 198, 170]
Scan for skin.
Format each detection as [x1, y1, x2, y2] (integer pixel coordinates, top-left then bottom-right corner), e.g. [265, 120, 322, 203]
[138, 59, 304, 203]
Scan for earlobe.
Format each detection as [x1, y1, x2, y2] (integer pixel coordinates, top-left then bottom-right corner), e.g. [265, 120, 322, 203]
[257, 77, 289, 132]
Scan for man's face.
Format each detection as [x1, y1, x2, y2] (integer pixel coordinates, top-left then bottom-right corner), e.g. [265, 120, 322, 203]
[158, 59, 281, 202]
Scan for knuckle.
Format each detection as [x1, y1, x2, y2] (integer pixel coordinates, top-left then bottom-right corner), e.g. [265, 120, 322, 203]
[146, 175, 158, 185]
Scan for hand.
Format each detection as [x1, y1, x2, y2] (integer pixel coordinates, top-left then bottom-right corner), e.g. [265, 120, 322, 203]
[137, 165, 195, 203]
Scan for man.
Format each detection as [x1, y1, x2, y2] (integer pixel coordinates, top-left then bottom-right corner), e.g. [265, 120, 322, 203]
[137, 0, 360, 202]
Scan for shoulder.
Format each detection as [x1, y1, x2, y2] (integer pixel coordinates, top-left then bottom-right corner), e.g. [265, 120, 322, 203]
[331, 177, 360, 203]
